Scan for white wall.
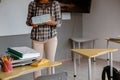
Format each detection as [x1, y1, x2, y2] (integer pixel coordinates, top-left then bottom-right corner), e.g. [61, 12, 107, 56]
[0, 0, 32, 36]
[83, 0, 120, 61]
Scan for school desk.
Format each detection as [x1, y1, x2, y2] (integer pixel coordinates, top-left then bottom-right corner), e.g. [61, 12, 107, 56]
[70, 38, 97, 61]
[0, 61, 62, 80]
[71, 49, 118, 80]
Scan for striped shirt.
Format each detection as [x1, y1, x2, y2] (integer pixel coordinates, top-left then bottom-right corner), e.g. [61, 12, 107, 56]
[26, 0, 62, 41]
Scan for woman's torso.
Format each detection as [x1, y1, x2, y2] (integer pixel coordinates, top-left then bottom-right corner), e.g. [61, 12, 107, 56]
[30, 1, 57, 41]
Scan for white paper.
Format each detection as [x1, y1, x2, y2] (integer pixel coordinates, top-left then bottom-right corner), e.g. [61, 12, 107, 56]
[62, 13, 71, 20]
[32, 14, 51, 24]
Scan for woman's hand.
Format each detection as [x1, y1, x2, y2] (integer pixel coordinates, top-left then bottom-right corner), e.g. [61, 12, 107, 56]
[44, 16, 57, 26]
[31, 24, 39, 27]
[44, 21, 57, 26]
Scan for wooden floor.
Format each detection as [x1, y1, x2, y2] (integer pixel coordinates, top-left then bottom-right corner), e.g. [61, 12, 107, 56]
[12, 57, 120, 80]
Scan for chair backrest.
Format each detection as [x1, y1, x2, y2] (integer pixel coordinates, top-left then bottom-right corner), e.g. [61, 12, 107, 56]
[35, 72, 67, 80]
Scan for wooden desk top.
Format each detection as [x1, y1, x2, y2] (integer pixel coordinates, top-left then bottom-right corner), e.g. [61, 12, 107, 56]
[71, 49, 118, 58]
[106, 38, 120, 43]
[0, 61, 62, 80]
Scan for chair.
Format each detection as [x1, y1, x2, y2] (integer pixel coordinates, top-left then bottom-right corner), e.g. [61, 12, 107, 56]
[35, 72, 67, 80]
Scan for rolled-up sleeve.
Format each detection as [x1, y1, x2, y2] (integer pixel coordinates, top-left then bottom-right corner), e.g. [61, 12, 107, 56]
[54, 1, 62, 27]
[26, 1, 34, 26]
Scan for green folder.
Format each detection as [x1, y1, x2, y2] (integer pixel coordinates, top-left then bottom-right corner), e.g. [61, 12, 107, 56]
[6, 51, 21, 59]
[7, 48, 23, 58]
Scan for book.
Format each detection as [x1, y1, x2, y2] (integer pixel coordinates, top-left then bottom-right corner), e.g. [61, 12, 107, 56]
[6, 51, 37, 67]
[32, 14, 51, 24]
[6, 51, 37, 60]
[12, 57, 37, 67]
[7, 46, 40, 59]
[7, 51, 21, 59]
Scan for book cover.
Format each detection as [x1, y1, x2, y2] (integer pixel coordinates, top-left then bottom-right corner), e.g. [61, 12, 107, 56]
[7, 48, 23, 58]
[32, 14, 51, 24]
[7, 46, 40, 59]
[7, 51, 21, 59]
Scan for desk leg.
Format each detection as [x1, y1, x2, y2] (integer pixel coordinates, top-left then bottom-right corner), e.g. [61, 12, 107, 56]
[72, 41, 76, 61]
[109, 52, 113, 80]
[107, 40, 110, 65]
[51, 67, 55, 74]
[78, 42, 81, 65]
[88, 58, 92, 80]
[73, 53, 77, 79]
[93, 40, 96, 62]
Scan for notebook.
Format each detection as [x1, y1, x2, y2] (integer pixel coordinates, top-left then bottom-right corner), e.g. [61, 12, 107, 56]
[7, 46, 40, 59]
[32, 14, 51, 24]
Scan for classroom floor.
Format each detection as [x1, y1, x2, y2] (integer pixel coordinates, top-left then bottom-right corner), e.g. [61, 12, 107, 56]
[11, 57, 120, 80]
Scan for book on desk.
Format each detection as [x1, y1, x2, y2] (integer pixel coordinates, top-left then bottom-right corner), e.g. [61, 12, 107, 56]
[6, 46, 40, 67]
[7, 46, 40, 59]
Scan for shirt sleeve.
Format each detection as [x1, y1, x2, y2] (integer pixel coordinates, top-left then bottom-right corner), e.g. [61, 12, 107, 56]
[54, 1, 62, 27]
[26, 1, 34, 26]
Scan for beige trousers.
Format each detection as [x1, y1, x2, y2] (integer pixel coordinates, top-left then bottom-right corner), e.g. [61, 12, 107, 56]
[32, 36, 58, 79]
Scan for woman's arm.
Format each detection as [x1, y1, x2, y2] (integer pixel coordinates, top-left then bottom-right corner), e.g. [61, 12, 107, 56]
[54, 1, 62, 27]
[26, 1, 34, 27]
[45, 1, 62, 27]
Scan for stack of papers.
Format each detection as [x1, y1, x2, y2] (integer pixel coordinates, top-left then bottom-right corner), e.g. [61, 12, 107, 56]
[12, 57, 37, 67]
[32, 14, 51, 24]
[7, 46, 40, 59]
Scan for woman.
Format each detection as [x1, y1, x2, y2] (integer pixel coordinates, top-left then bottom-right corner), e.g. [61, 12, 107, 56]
[26, 0, 62, 79]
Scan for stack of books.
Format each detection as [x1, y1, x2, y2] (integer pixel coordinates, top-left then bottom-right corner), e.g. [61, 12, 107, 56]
[6, 46, 40, 67]
[7, 46, 40, 59]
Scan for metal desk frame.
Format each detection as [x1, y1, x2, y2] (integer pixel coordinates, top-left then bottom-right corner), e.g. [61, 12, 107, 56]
[106, 38, 120, 64]
[70, 38, 97, 61]
[71, 49, 118, 80]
